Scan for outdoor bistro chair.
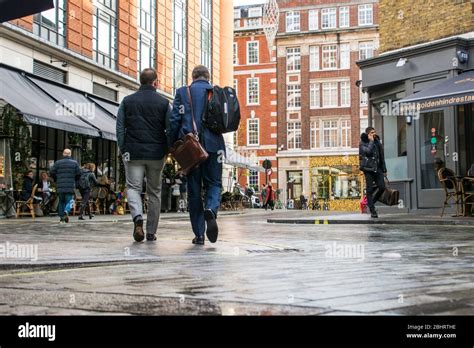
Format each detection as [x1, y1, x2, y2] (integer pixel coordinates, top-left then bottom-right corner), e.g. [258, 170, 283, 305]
[461, 165, 474, 217]
[437, 168, 462, 217]
[15, 184, 38, 219]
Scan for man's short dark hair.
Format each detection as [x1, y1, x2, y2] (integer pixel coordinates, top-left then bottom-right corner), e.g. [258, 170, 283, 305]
[192, 65, 210, 81]
[365, 127, 375, 134]
[140, 68, 158, 85]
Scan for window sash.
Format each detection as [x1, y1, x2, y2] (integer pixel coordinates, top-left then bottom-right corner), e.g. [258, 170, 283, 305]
[286, 47, 301, 72]
[339, 7, 349, 27]
[322, 82, 338, 107]
[247, 78, 259, 105]
[359, 42, 374, 60]
[340, 43, 350, 69]
[310, 121, 320, 149]
[309, 9, 318, 30]
[322, 45, 337, 69]
[287, 84, 301, 108]
[247, 41, 259, 64]
[358, 4, 373, 26]
[340, 81, 351, 106]
[309, 45, 319, 71]
[247, 119, 259, 145]
[310, 83, 320, 108]
[287, 122, 302, 149]
[286, 11, 300, 32]
[321, 8, 336, 29]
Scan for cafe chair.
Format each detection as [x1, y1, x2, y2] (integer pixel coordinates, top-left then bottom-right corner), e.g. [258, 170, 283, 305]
[461, 165, 474, 217]
[437, 168, 461, 217]
[15, 184, 38, 219]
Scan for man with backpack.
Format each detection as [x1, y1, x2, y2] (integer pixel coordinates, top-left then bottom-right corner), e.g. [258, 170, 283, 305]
[168, 65, 228, 245]
[77, 163, 99, 220]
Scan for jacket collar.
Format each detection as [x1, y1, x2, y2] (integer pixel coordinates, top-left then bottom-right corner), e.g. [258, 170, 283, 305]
[139, 84, 156, 91]
[191, 79, 213, 89]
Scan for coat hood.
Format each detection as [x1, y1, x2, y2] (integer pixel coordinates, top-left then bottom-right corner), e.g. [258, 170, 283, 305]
[360, 132, 369, 143]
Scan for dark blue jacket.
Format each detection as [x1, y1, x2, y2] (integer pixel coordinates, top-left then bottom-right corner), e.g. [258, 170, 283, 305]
[359, 133, 387, 173]
[50, 156, 81, 194]
[168, 79, 225, 153]
[116, 84, 170, 160]
[20, 176, 33, 201]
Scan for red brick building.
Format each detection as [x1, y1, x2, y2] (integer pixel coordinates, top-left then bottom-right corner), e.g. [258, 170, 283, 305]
[233, 3, 278, 193]
[275, 0, 379, 210]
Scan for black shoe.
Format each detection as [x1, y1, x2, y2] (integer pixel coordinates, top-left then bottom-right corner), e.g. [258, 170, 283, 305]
[64, 212, 69, 223]
[133, 216, 144, 242]
[146, 234, 157, 241]
[78, 215, 85, 220]
[370, 210, 378, 218]
[204, 209, 218, 243]
[89, 214, 94, 219]
[192, 236, 205, 245]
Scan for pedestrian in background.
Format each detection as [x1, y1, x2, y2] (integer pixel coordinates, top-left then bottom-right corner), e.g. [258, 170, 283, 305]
[50, 149, 81, 223]
[77, 163, 99, 220]
[264, 184, 275, 211]
[116, 68, 170, 242]
[168, 65, 225, 245]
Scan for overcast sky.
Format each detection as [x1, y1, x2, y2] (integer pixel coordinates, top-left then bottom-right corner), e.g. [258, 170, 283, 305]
[234, 0, 267, 6]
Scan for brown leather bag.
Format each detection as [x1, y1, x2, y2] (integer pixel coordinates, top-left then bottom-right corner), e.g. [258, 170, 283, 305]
[170, 87, 209, 175]
[377, 178, 400, 206]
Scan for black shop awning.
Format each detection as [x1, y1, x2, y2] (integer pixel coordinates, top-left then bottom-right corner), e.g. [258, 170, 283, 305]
[28, 76, 117, 141]
[0, 67, 100, 137]
[398, 70, 474, 111]
[0, 0, 54, 23]
[88, 96, 119, 118]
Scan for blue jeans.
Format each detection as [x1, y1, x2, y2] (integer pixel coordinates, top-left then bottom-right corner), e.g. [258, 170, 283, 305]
[187, 152, 222, 237]
[58, 193, 74, 218]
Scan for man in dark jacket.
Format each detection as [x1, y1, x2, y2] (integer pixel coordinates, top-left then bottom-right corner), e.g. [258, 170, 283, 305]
[359, 127, 387, 218]
[116, 68, 170, 242]
[168, 65, 225, 245]
[50, 149, 81, 223]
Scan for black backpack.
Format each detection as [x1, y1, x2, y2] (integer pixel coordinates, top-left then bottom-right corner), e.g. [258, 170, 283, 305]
[78, 169, 91, 191]
[203, 86, 240, 134]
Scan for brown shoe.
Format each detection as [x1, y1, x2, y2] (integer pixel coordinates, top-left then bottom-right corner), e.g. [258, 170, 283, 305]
[133, 216, 144, 242]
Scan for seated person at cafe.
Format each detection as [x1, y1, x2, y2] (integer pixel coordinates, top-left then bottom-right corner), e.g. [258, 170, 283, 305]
[36, 171, 57, 215]
[20, 170, 42, 215]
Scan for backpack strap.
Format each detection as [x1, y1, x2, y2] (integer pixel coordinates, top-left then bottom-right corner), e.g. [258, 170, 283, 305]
[186, 87, 198, 137]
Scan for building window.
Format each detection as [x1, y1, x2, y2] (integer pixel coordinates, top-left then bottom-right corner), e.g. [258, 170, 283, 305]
[287, 84, 301, 109]
[341, 119, 351, 148]
[233, 43, 238, 65]
[33, 0, 66, 46]
[245, 18, 262, 28]
[359, 42, 374, 60]
[322, 45, 337, 70]
[310, 121, 320, 149]
[234, 19, 240, 29]
[248, 169, 259, 189]
[310, 83, 320, 109]
[323, 120, 338, 148]
[173, 54, 186, 94]
[93, 2, 118, 69]
[138, 0, 155, 34]
[340, 81, 351, 106]
[360, 90, 368, 105]
[174, 0, 186, 53]
[286, 11, 300, 32]
[321, 8, 336, 29]
[247, 41, 259, 64]
[234, 8, 241, 19]
[234, 79, 238, 96]
[287, 122, 302, 150]
[358, 4, 373, 26]
[308, 9, 318, 30]
[340, 43, 350, 69]
[339, 7, 349, 28]
[137, 0, 156, 77]
[247, 119, 259, 146]
[138, 34, 156, 72]
[201, 0, 212, 70]
[286, 47, 301, 72]
[248, 7, 262, 17]
[309, 45, 319, 71]
[322, 82, 338, 107]
[247, 78, 259, 105]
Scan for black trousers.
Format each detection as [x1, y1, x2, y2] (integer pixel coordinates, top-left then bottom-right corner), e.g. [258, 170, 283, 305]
[364, 170, 385, 211]
[79, 189, 91, 216]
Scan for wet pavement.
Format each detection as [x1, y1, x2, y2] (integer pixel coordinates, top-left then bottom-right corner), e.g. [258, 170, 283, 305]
[0, 210, 473, 315]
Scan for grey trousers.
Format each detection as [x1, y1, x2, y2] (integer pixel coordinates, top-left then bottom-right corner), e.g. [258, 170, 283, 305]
[124, 159, 165, 235]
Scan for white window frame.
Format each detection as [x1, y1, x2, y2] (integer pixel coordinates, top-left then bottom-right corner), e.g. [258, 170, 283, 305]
[339, 7, 349, 28]
[322, 82, 338, 107]
[359, 41, 374, 60]
[286, 11, 300, 32]
[245, 18, 262, 28]
[247, 118, 260, 146]
[321, 8, 336, 29]
[234, 8, 240, 19]
[233, 42, 238, 65]
[247, 77, 259, 105]
[309, 45, 319, 71]
[340, 81, 351, 107]
[287, 122, 302, 150]
[358, 4, 373, 26]
[286, 47, 301, 72]
[340, 43, 350, 69]
[248, 169, 259, 188]
[310, 83, 320, 109]
[248, 7, 262, 17]
[341, 119, 351, 148]
[247, 41, 259, 65]
[310, 120, 320, 149]
[287, 84, 301, 109]
[322, 120, 339, 148]
[308, 9, 318, 30]
[322, 44, 337, 70]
